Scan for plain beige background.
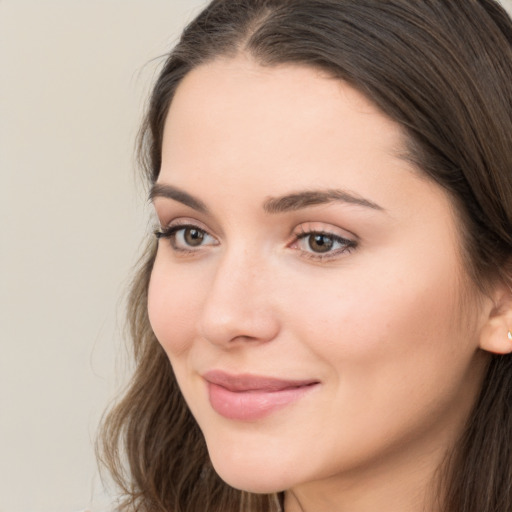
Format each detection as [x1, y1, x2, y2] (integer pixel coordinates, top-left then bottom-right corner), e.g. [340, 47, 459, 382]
[1, 1, 512, 511]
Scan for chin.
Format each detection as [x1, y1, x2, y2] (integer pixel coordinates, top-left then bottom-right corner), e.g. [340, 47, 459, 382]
[207, 450, 293, 494]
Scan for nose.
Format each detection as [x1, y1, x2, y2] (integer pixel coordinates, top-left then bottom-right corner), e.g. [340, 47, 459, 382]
[197, 250, 280, 347]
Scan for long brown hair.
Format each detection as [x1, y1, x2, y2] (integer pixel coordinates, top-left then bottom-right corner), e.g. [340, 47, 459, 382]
[97, 1, 512, 511]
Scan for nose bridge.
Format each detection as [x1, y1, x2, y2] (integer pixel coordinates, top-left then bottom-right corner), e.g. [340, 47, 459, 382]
[198, 244, 279, 346]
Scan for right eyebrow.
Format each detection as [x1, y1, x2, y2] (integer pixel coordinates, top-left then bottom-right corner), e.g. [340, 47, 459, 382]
[149, 183, 209, 214]
[263, 189, 384, 214]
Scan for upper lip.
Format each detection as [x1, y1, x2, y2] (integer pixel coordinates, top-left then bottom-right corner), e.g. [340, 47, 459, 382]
[203, 370, 319, 392]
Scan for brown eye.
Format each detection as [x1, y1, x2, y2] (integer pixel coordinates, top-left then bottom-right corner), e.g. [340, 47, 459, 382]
[293, 230, 356, 259]
[184, 227, 205, 246]
[308, 234, 334, 253]
[155, 224, 217, 252]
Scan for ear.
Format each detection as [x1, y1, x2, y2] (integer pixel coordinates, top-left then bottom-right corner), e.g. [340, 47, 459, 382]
[478, 280, 512, 355]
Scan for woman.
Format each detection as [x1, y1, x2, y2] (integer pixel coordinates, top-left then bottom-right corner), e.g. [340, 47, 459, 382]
[98, 1, 512, 511]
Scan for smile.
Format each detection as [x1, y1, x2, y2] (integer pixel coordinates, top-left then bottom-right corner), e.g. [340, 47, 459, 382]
[203, 370, 320, 421]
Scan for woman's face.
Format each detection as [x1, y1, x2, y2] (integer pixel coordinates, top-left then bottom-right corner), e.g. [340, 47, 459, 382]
[148, 56, 490, 498]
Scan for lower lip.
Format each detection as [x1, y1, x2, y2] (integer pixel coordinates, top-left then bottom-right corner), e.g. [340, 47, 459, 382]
[207, 382, 318, 421]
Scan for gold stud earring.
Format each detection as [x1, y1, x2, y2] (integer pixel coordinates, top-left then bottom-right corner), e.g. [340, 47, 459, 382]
[508, 331, 512, 341]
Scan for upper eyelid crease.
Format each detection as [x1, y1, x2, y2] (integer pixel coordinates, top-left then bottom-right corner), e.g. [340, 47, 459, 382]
[150, 183, 384, 215]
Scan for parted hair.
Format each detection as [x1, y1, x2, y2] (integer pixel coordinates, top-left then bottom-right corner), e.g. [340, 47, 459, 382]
[97, 1, 512, 511]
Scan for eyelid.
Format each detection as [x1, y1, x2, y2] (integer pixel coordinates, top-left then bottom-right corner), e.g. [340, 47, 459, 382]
[292, 222, 357, 242]
[152, 200, 223, 234]
[157, 216, 211, 232]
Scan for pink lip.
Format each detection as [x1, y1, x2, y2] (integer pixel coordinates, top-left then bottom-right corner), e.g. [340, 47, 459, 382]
[203, 370, 319, 421]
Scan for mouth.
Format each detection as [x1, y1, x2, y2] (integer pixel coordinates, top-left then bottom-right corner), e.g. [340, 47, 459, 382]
[203, 370, 320, 421]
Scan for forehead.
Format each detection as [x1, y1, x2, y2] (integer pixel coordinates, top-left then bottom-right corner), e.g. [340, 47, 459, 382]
[160, 56, 411, 192]
[170, 55, 377, 115]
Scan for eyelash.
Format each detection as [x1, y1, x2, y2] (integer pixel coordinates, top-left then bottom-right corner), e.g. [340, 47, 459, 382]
[154, 223, 357, 261]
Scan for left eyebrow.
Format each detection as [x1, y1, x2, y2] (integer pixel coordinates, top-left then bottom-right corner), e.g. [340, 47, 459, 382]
[263, 189, 384, 214]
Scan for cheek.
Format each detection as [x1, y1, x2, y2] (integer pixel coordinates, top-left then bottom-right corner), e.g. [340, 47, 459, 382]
[280, 256, 475, 460]
[147, 257, 202, 357]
